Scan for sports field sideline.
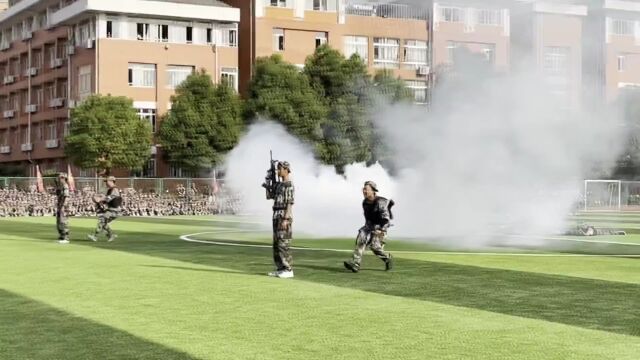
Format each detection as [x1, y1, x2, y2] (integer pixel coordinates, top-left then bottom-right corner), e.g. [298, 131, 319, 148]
[0, 213, 638, 359]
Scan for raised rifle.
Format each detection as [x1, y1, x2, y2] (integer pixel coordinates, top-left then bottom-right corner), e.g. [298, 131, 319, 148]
[261, 150, 279, 199]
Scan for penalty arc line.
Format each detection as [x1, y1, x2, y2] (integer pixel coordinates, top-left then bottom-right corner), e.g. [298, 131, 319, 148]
[179, 231, 640, 257]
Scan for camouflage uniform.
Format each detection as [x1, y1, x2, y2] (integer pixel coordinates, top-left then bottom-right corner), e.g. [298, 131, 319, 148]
[94, 181, 122, 239]
[349, 196, 392, 269]
[55, 177, 70, 240]
[565, 224, 626, 236]
[269, 179, 295, 272]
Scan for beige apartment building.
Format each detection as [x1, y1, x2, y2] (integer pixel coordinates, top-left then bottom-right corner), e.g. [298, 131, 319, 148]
[223, 0, 430, 104]
[0, 0, 239, 177]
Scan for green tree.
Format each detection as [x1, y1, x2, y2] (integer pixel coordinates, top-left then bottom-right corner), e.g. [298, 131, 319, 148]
[64, 95, 152, 175]
[158, 70, 244, 173]
[245, 54, 328, 157]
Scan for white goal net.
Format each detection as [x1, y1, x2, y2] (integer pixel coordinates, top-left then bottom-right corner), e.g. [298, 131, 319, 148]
[583, 180, 640, 211]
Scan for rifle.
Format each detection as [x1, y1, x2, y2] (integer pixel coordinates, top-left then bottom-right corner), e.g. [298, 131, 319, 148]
[261, 150, 279, 199]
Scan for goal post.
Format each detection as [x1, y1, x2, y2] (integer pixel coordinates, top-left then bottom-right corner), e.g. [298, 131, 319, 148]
[583, 180, 621, 212]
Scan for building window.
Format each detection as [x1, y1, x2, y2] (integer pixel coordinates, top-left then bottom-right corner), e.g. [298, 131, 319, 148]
[403, 39, 428, 69]
[447, 41, 459, 64]
[373, 37, 400, 68]
[186, 26, 193, 43]
[313, 0, 328, 11]
[229, 29, 238, 47]
[158, 24, 169, 42]
[406, 80, 428, 104]
[136, 23, 150, 40]
[476, 9, 502, 26]
[206, 28, 212, 44]
[128, 63, 156, 88]
[483, 44, 495, 63]
[78, 65, 92, 100]
[618, 55, 625, 71]
[543, 46, 569, 75]
[441, 7, 462, 23]
[273, 28, 284, 51]
[611, 19, 634, 36]
[137, 108, 156, 133]
[106, 20, 113, 38]
[166, 65, 194, 89]
[47, 122, 57, 140]
[344, 35, 368, 62]
[270, 0, 287, 7]
[315, 32, 327, 48]
[143, 157, 156, 177]
[63, 120, 70, 137]
[35, 88, 43, 105]
[221, 67, 238, 91]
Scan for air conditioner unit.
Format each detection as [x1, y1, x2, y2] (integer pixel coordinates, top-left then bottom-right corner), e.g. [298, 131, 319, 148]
[0, 145, 10, 154]
[150, 145, 157, 155]
[0, 43, 10, 51]
[25, 104, 37, 113]
[22, 31, 33, 40]
[417, 66, 430, 76]
[3, 109, 15, 118]
[49, 98, 64, 108]
[67, 45, 75, 55]
[3, 75, 15, 84]
[45, 139, 59, 148]
[85, 39, 95, 49]
[25, 67, 38, 77]
[21, 143, 33, 151]
[67, 99, 76, 108]
[51, 58, 64, 68]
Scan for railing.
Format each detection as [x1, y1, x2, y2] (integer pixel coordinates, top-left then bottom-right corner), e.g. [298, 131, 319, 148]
[344, 1, 428, 21]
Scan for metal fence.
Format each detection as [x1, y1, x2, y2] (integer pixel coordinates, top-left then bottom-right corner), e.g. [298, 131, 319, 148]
[0, 177, 223, 195]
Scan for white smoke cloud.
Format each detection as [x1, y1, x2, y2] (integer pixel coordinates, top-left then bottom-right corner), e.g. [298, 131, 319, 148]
[223, 56, 624, 248]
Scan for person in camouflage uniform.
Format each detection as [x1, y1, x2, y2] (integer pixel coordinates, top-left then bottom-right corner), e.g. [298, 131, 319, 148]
[55, 172, 70, 244]
[565, 223, 626, 236]
[88, 176, 122, 242]
[266, 161, 295, 279]
[344, 181, 394, 273]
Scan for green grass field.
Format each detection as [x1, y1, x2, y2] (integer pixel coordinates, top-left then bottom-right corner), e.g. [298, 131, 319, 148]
[1, 214, 639, 359]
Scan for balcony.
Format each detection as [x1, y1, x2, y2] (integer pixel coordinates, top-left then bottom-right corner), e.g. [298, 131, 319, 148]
[25, 104, 37, 113]
[21, 143, 33, 152]
[46, 139, 59, 149]
[3, 75, 15, 84]
[344, 2, 428, 20]
[49, 98, 65, 108]
[3, 109, 15, 118]
[0, 145, 10, 154]
[24, 67, 38, 77]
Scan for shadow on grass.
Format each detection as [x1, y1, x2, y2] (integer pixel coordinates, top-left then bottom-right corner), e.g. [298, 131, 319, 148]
[3, 218, 639, 337]
[0, 289, 197, 359]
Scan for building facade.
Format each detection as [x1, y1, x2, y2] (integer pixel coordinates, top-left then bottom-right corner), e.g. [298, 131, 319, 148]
[0, 0, 239, 176]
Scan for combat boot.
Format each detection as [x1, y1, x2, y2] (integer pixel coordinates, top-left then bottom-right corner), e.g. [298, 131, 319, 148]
[344, 261, 359, 273]
[385, 254, 394, 271]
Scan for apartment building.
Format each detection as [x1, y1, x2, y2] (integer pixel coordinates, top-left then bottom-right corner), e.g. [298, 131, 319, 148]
[0, 1, 8, 12]
[223, 0, 430, 104]
[0, 0, 239, 177]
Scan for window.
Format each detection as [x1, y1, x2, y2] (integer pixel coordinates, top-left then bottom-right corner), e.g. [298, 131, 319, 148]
[447, 41, 459, 64]
[618, 55, 625, 71]
[483, 44, 495, 63]
[137, 108, 156, 132]
[611, 19, 634, 36]
[128, 63, 156, 87]
[63, 120, 70, 137]
[273, 28, 284, 51]
[315, 32, 327, 48]
[543, 46, 569, 75]
[142, 157, 156, 177]
[441, 7, 462, 22]
[170, 166, 193, 178]
[186, 26, 193, 43]
[206, 28, 212, 44]
[221, 67, 238, 91]
[373, 37, 400, 68]
[47, 122, 57, 140]
[158, 25, 169, 42]
[403, 40, 428, 69]
[313, 0, 328, 11]
[137, 23, 150, 40]
[106, 20, 113, 38]
[270, 0, 287, 7]
[79, 168, 93, 177]
[166, 65, 193, 89]
[229, 29, 238, 47]
[477, 9, 502, 26]
[35, 88, 43, 105]
[406, 80, 427, 104]
[78, 65, 92, 100]
[344, 35, 368, 62]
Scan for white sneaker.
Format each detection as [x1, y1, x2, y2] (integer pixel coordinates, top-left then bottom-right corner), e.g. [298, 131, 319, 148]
[57, 239, 69, 244]
[107, 234, 118, 242]
[277, 270, 294, 279]
[267, 271, 279, 277]
[87, 234, 97, 242]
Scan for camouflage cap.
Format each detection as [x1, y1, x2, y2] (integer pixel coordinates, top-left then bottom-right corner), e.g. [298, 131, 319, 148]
[105, 176, 116, 182]
[364, 181, 378, 192]
[278, 161, 291, 173]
